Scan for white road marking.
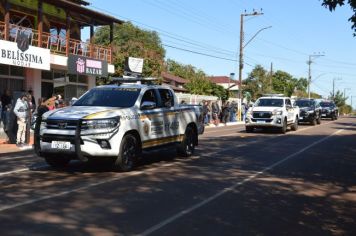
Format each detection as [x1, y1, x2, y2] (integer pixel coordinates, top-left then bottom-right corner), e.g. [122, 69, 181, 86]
[139, 128, 345, 236]
[0, 155, 34, 161]
[0, 164, 48, 177]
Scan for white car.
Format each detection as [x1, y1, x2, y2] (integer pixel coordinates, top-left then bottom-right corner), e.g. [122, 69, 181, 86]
[34, 80, 204, 171]
[245, 96, 299, 133]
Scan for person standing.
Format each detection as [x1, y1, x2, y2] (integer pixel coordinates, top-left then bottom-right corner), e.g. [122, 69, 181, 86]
[222, 101, 231, 125]
[14, 93, 29, 147]
[1, 89, 12, 128]
[211, 100, 220, 126]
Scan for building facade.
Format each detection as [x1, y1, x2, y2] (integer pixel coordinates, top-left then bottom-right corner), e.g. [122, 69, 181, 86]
[0, 0, 122, 103]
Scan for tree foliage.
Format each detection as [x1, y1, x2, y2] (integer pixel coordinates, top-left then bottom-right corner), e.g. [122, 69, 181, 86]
[165, 59, 228, 99]
[94, 22, 165, 78]
[329, 90, 348, 106]
[322, 0, 356, 36]
[243, 65, 311, 100]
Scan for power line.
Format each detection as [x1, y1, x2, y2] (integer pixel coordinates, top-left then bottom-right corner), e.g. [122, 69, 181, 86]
[162, 44, 237, 62]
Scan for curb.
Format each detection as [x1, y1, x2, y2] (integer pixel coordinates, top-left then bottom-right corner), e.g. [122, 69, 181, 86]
[205, 122, 245, 129]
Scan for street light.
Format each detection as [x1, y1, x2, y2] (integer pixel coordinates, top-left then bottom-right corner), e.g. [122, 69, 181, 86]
[238, 10, 270, 121]
[307, 53, 325, 99]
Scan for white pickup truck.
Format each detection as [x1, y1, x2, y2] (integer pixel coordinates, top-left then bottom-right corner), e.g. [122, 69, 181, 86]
[34, 79, 204, 171]
[245, 95, 299, 133]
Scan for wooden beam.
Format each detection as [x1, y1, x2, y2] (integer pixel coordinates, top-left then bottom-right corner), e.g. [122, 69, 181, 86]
[37, 0, 43, 47]
[66, 12, 70, 56]
[4, 0, 9, 40]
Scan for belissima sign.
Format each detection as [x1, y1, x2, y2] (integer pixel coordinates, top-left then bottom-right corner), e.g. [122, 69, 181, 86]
[68, 54, 108, 77]
[0, 39, 50, 70]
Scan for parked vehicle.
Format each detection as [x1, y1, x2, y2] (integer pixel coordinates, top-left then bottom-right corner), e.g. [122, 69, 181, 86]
[34, 78, 204, 171]
[320, 101, 339, 120]
[295, 99, 321, 125]
[245, 95, 299, 134]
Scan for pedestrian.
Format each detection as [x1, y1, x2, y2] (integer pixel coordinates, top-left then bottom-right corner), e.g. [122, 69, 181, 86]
[14, 93, 29, 147]
[230, 101, 237, 122]
[28, 90, 36, 113]
[222, 101, 231, 125]
[1, 89, 12, 128]
[202, 100, 210, 125]
[211, 100, 220, 126]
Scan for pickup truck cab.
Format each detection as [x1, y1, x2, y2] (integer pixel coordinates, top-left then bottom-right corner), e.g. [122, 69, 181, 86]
[245, 95, 299, 133]
[34, 79, 204, 171]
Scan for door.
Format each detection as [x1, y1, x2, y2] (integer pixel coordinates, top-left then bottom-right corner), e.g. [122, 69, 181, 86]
[158, 89, 180, 138]
[139, 89, 164, 143]
[285, 99, 294, 122]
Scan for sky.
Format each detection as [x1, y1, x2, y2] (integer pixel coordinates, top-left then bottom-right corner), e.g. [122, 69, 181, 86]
[85, 0, 355, 107]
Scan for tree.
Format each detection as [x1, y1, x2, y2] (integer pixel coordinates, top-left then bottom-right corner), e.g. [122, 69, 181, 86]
[243, 65, 269, 100]
[329, 90, 348, 106]
[322, 0, 356, 36]
[94, 22, 165, 78]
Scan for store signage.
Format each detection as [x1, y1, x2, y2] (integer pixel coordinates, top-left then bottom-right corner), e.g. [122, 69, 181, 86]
[68, 55, 108, 77]
[0, 39, 50, 70]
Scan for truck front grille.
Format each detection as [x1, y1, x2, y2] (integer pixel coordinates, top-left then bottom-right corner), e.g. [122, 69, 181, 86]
[253, 111, 272, 119]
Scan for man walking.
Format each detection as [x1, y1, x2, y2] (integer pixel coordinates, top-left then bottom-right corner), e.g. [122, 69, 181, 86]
[14, 93, 29, 147]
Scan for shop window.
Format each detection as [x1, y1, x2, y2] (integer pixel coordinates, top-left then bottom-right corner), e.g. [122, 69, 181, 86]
[42, 70, 53, 80]
[10, 66, 24, 77]
[68, 74, 77, 83]
[0, 65, 9, 75]
[78, 74, 87, 84]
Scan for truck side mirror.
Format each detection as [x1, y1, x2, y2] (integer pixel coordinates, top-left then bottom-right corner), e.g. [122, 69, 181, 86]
[141, 101, 156, 110]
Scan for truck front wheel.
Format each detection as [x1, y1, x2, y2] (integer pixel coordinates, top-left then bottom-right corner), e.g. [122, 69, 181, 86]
[44, 155, 70, 169]
[177, 126, 196, 157]
[115, 134, 139, 172]
[280, 119, 287, 134]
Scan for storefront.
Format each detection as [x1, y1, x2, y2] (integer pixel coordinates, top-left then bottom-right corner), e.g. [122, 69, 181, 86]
[0, 0, 121, 103]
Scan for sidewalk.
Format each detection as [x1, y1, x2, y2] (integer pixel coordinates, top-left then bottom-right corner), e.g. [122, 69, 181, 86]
[0, 132, 34, 154]
[205, 121, 245, 128]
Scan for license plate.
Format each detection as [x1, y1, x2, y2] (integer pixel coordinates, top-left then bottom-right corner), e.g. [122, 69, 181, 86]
[321, 114, 326, 117]
[51, 141, 71, 150]
[257, 120, 266, 124]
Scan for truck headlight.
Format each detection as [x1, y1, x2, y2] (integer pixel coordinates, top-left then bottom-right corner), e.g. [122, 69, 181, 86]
[82, 117, 120, 135]
[272, 110, 283, 115]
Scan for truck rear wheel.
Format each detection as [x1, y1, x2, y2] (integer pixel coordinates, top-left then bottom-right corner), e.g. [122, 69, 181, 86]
[114, 134, 139, 172]
[44, 155, 70, 169]
[177, 126, 196, 157]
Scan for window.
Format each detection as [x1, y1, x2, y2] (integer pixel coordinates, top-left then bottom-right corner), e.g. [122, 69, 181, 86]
[141, 89, 158, 107]
[73, 88, 141, 107]
[285, 99, 292, 106]
[159, 89, 174, 108]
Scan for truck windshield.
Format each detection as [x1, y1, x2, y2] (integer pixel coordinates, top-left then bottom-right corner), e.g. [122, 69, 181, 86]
[320, 102, 333, 107]
[256, 98, 284, 107]
[73, 88, 141, 107]
[295, 100, 311, 107]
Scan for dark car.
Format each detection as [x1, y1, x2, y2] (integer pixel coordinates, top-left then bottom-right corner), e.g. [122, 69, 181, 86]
[295, 99, 321, 125]
[320, 101, 338, 120]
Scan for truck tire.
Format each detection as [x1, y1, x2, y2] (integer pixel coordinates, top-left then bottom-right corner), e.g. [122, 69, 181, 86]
[177, 126, 196, 157]
[291, 118, 298, 131]
[44, 155, 70, 169]
[280, 119, 287, 134]
[246, 126, 254, 133]
[114, 134, 139, 172]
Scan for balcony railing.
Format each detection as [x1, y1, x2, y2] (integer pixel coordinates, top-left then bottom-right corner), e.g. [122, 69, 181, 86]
[0, 21, 112, 63]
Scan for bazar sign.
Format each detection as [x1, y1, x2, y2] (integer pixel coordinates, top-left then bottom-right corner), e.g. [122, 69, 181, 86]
[68, 55, 108, 77]
[0, 39, 50, 70]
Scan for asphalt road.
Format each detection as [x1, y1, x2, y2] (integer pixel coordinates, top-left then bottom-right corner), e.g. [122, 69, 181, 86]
[0, 117, 355, 236]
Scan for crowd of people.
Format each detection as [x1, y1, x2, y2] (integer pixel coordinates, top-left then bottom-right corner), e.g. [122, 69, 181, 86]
[0, 89, 65, 147]
[201, 100, 249, 126]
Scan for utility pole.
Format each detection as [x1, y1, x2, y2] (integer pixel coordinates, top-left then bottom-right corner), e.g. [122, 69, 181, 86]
[307, 53, 325, 99]
[238, 9, 266, 121]
[332, 77, 342, 100]
[269, 62, 273, 92]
